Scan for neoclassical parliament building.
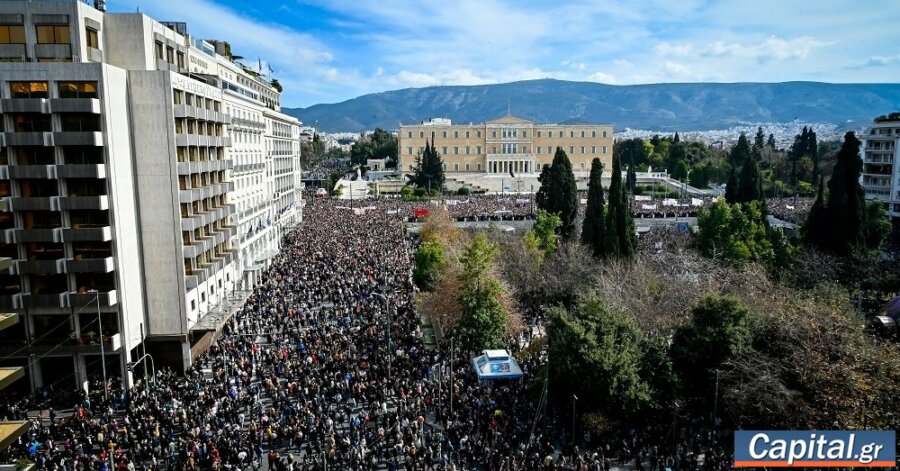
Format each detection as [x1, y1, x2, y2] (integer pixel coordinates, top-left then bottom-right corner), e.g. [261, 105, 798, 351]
[398, 115, 614, 177]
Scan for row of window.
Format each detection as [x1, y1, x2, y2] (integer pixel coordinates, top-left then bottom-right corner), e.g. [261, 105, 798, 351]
[404, 128, 610, 139]
[0, 24, 69, 45]
[405, 145, 608, 155]
[3, 113, 99, 133]
[9, 81, 98, 99]
[172, 90, 221, 111]
[408, 161, 597, 172]
[155, 40, 185, 69]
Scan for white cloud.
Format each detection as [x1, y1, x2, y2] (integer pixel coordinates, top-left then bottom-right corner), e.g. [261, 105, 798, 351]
[864, 54, 900, 67]
[658, 36, 833, 63]
[587, 72, 617, 84]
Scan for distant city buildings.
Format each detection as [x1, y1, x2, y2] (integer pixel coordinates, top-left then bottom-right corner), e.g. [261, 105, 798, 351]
[0, 0, 301, 390]
[861, 113, 900, 220]
[399, 115, 614, 177]
[615, 122, 843, 150]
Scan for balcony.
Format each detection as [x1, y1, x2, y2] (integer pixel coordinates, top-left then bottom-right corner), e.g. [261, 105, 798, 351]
[0, 98, 50, 114]
[14, 228, 62, 243]
[65, 256, 114, 273]
[0, 43, 26, 62]
[58, 195, 109, 210]
[0, 295, 22, 310]
[8, 196, 59, 211]
[69, 289, 117, 307]
[16, 259, 66, 275]
[54, 131, 103, 146]
[3, 132, 53, 147]
[7, 165, 56, 179]
[34, 43, 71, 61]
[21, 292, 69, 308]
[56, 164, 106, 179]
[62, 225, 111, 242]
[50, 98, 101, 114]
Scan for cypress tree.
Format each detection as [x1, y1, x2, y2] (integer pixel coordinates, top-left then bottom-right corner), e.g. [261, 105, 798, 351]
[730, 133, 751, 168]
[673, 132, 680, 143]
[808, 129, 819, 183]
[627, 161, 637, 193]
[825, 132, 865, 254]
[724, 167, 738, 204]
[604, 153, 636, 260]
[803, 177, 828, 249]
[540, 147, 579, 239]
[535, 164, 551, 210]
[754, 126, 765, 150]
[737, 147, 762, 203]
[582, 158, 605, 257]
[767, 133, 776, 150]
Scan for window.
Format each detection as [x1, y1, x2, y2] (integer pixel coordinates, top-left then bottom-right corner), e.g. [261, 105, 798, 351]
[177, 52, 185, 68]
[581, 131, 585, 138]
[581, 146, 585, 154]
[592, 131, 596, 138]
[453, 131, 458, 138]
[14, 114, 52, 132]
[465, 131, 470, 138]
[476, 146, 481, 154]
[58, 82, 98, 99]
[0, 25, 26, 44]
[409, 164, 414, 171]
[492, 131, 496, 138]
[570, 131, 575, 138]
[477, 163, 482, 171]
[442, 164, 447, 170]
[10, 81, 49, 98]
[407, 131, 412, 138]
[547, 146, 552, 154]
[453, 163, 459, 171]
[477, 131, 482, 138]
[580, 162, 585, 170]
[61, 114, 100, 132]
[407, 147, 413, 155]
[454, 147, 459, 155]
[155, 41, 163, 60]
[537, 131, 542, 138]
[173, 90, 183, 105]
[191, 300, 196, 310]
[602, 146, 608, 154]
[591, 146, 596, 154]
[603, 130, 608, 138]
[559, 131, 563, 137]
[166, 46, 174, 64]
[441, 147, 447, 155]
[85, 27, 99, 48]
[35, 25, 70, 44]
[569, 146, 574, 153]
[465, 163, 470, 171]
[465, 147, 470, 155]
[419, 131, 424, 138]
[442, 131, 447, 138]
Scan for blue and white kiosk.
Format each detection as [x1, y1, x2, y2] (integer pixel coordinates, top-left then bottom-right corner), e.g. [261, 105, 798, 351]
[471, 349, 524, 381]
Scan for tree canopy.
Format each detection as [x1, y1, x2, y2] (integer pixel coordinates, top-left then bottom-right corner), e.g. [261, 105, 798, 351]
[581, 158, 605, 257]
[536, 147, 579, 239]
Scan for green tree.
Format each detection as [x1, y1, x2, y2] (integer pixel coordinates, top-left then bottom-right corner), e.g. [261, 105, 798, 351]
[537, 147, 579, 239]
[457, 234, 508, 352]
[627, 161, 637, 193]
[613, 138, 653, 168]
[730, 133, 752, 168]
[412, 240, 446, 290]
[754, 126, 766, 150]
[668, 142, 687, 174]
[697, 200, 773, 264]
[603, 153, 636, 260]
[672, 160, 689, 181]
[670, 295, 753, 401]
[822, 132, 865, 254]
[802, 177, 828, 248]
[581, 158, 606, 257]
[736, 148, 763, 203]
[524, 209, 562, 257]
[724, 167, 738, 204]
[410, 136, 445, 192]
[547, 294, 651, 417]
[864, 201, 891, 251]
[767, 133, 776, 150]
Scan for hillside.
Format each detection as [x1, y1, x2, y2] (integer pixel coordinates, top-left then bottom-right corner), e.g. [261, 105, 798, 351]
[282, 79, 900, 133]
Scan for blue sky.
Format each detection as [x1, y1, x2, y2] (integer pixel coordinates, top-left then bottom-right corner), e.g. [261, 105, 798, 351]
[106, 0, 900, 108]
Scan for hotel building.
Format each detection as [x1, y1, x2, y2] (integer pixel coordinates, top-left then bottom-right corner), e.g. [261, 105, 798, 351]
[398, 115, 614, 178]
[0, 0, 301, 392]
[861, 113, 900, 220]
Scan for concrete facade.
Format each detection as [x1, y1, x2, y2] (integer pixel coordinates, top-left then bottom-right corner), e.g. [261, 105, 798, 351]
[861, 114, 900, 220]
[0, 0, 301, 389]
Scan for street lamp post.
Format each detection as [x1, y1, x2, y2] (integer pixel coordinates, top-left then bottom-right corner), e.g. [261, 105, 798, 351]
[89, 289, 108, 402]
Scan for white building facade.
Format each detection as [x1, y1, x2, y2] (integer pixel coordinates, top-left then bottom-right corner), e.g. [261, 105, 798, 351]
[861, 114, 900, 220]
[0, 0, 301, 390]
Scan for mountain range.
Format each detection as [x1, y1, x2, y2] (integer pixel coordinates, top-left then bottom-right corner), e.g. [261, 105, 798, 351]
[282, 79, 900, 133]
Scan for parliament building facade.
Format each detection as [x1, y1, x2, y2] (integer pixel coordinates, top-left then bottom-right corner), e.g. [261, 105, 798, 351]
[398, 115, 614, 176]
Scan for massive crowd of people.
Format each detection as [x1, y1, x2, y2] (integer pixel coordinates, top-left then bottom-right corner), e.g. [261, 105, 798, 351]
[1, 197, 734, 470]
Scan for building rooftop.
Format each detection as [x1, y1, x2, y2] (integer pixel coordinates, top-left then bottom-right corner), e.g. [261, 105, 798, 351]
[874, 112, 900, 123]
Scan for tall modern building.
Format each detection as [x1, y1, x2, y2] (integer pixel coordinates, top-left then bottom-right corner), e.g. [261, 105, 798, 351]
[861, 113, 900, 220]
[398, 115, 614, 177]
[0, 0, 301, 392]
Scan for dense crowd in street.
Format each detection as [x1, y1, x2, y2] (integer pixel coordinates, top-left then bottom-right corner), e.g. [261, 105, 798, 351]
[1, 197, 736, 470]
